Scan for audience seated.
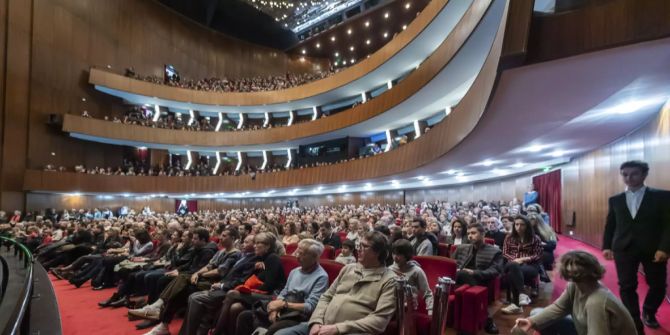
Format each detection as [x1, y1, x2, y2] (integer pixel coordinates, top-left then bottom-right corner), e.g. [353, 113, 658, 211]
[2, 197, 562, 335]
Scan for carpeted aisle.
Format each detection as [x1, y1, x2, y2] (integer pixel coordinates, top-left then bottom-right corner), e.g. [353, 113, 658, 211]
[50, 237, 669, 334]
[554, 237, 670, 335]
[50, 275, 183, 335]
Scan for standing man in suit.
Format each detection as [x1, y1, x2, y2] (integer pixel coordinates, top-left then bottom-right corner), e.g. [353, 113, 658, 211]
[603, 160, 670, 334]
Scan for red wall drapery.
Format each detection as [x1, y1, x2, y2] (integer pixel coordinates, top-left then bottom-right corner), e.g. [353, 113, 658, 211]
[532, 169, 562, 234]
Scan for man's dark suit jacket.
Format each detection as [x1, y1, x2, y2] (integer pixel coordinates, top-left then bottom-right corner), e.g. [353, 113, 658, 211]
[452, 243, 502, 282]
[603, 187, 670, 256]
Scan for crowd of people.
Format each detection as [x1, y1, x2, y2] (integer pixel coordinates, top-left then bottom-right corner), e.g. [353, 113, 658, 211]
[124, 67, 339, 93]
[0, 198, 565, 335]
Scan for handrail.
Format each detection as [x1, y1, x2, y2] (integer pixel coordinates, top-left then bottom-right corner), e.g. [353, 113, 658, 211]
[0, 237, 34, 335]
[88, 0, 451, 107]
[28, 0, 508, 194]
[68, 0, 491, 148]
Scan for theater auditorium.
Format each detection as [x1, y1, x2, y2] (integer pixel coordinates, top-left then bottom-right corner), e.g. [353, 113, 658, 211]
[0, 0, 669, 334]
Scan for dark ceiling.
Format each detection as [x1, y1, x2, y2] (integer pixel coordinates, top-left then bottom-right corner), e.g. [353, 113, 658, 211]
[157, 0, 299, 50]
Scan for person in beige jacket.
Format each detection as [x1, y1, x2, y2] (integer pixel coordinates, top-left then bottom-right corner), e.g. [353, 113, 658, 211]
[515, 250, 638, 335]
[275, 231, 396, 335]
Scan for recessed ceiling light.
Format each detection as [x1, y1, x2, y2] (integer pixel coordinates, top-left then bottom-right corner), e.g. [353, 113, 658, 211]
[334, 52, 339, 57]
[551, 150, 564, 157]
[366, 39, 371, 45]
[347, 28, 352, 34]
[384, 12, 389, 18]
[527, 145, 544, 152]
[402, 24, 407, 30]
[315, 43, 320, 48]
[350, 58, 355, 63]
[383, 32, 388, 38]
[482, 159, 494, 167]
[444, 169, 458, 175]
[364, 183, 372, 189]
[512, 162, 526, 168]
[405, 2, 411, 9]
[301, 49, 306, 54]
[416, 176, 426, 180]
[349, 46, 354, 51]
[331, 36, 336, 41]
[365, 21, 370, 27]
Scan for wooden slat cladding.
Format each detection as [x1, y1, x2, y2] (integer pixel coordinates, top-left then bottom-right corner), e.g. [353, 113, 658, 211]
[67, 0, 492, 148]
[29, 0, 510, 195]
[560, 103, 670, 248]
[88, 0, 452, 107]
[527, 0, 670, 63]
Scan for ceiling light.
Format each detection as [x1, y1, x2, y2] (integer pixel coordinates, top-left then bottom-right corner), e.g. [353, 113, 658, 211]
[551, 150, 564, 157]
[384, 12, 389, 18]
[347, 28, 352, 35]
[364, 21, 370, 27]
[512, 162, 526, 168]
[405, 2, 411, 9]
[492, 168, 508, 175]
[342, 60, 347, 64]
[334, 61, 338, 66]
[527, 145, 544, 152]
[444, 169, 458, 175]
[383, 32, 388, 38]
[364, 183, 372, 189]
[350, 58, 355, 63]
[349, 46, 354, 51]
[482, 160, 494, 167]
[330, 36, 336, 41]
[315, 43, 320, 48]
[416, 176, 426, 180]
[334, 52, 339, 57]
[391, 180, 400, 185]
[402, 25, 407, 30]
[445, 106, 452, 116]
[338, 185, 347, 191]
[301, 49, 306, 54]
[366, 39, 371, 45]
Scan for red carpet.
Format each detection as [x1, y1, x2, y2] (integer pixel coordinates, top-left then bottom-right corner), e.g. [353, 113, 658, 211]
[50, 237, 669, 334]
[50, 275, 183, 335]
[554, 236, 670, 335]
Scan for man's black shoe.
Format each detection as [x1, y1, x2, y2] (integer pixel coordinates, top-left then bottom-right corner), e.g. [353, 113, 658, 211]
[135, 319, 160, 330]
[98, 293, 119, 307]
[108, 296, 128, 308]
[484, 318, 499, 334]
[643, 312, 660, 329]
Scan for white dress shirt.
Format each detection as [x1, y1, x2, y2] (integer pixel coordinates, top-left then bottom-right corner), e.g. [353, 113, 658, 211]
[625, 186, 647, 219]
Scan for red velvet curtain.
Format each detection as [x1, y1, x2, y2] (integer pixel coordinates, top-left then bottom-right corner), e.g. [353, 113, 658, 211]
[532, 169, 562, 234]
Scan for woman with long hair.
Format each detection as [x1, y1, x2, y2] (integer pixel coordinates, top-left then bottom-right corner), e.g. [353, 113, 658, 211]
[501, 215, 543, 315]
[445, 218, 468, 245]
[528, 213, 557, 273]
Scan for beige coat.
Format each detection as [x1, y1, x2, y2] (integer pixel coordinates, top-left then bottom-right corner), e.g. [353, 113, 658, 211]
[309, 263, 397, 334]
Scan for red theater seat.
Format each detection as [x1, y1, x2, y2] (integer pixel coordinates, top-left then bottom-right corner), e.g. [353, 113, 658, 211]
[319, 259, 344, 285]
[321, 245, 335, 259]
[437, 243, 450, 257]
[285, 243, 298, 256]
[484, 238, 495, 245]
[279, 255, 300, 278]
[337, 231, 347, 242]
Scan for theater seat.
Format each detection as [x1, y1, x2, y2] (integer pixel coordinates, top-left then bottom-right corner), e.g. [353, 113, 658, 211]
[337, 231, 347, 242]
[285, 243, 298, 256]
[484, 238, 495, 245]
[279, 255, 300, 278]
[318, 259, 344, 285]
[321, 245, 335, 259]
[437, 243, 450, 257]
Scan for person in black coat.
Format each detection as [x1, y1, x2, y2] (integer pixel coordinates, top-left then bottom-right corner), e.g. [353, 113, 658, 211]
[318, 221, 341, 249]
[603, 160, 670, 334]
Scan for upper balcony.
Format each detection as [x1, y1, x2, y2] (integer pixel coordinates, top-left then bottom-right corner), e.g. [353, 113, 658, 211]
[70, 0, 493, 150]
[89, 0, 472, 114]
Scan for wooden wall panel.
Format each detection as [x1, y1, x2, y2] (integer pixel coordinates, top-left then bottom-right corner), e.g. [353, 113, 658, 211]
[405, 173, 532, 204]
[561, 104, 670, 247]
[527, 0, 670, 63]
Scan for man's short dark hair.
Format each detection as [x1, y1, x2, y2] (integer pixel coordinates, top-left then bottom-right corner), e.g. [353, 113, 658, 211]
[620, 160, 649, 175]
[412, 218, 427, 229]
[374, 225, 390, 236]
[194, 228, 210, 242]
[320, 221, 332, 230]
[242, 223, 253, 233]
[342, 239, 355, 250]
[391, 239, 414, 260]
[467, 223, 485, 234]
[225, 227, 240, 240]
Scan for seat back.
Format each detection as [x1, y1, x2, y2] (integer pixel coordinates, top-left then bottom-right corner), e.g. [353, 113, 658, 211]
[279, 255, 300, 279]
[321, 245, 335, 259]
[337, 231, 347, 242]
[285, 243, 298, 256]
[437, 243, 450, 257]
[319, 259, 345, 285]
[414, 256, 457, 289]
[484, 238, 495, 245]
